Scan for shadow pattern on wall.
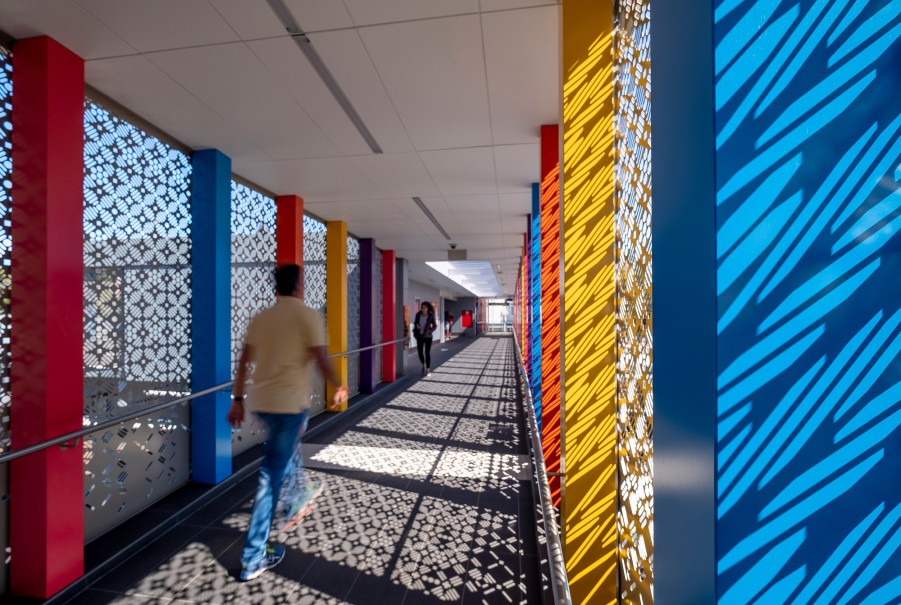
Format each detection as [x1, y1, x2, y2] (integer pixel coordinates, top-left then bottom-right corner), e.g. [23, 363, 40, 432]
[715, 1, 901, 603]
[561, 6, 618, 602]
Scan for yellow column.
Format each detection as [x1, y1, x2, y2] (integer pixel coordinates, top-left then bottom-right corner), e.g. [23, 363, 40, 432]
[326, 220, 348, 411]
[560, 1, 617, 604]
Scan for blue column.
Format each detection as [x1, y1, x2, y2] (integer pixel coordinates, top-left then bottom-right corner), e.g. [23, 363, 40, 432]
[359, 238, 378, 393]
[529, 182, 542, 431]
[190, 149, 232, 484]
[652, 1, 716, 601]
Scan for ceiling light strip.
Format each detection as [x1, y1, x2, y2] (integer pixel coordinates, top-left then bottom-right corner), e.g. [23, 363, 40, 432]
[266, 0, 383, 154]
[413, 197, 452, 240]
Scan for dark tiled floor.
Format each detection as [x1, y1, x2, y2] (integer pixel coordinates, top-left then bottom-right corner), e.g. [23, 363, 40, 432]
[60, 337, 545, 605]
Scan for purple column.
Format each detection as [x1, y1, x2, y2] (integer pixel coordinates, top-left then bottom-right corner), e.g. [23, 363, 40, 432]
[359, 238, 378, 393]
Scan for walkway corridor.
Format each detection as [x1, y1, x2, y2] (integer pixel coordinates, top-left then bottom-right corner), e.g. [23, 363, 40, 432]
[62, 337, 547, 605]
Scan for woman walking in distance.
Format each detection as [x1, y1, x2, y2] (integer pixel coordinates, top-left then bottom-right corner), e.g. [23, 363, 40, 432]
[413, 301, 437, 376]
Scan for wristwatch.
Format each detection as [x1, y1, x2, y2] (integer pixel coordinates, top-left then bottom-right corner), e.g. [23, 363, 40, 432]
[231, 395, 244, 401]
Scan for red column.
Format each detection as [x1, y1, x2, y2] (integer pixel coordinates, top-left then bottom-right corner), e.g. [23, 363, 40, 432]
[276, 195, 304, 268]
[539, 124, 563, 506]
[381, 250, 397, 383]
[10, 36, 85, 598]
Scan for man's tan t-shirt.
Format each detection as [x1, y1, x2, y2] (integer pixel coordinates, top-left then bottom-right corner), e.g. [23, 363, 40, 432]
[244, 297, 326, 414]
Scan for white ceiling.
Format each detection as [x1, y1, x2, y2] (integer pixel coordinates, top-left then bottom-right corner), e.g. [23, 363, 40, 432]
[0, 0, 560, 298]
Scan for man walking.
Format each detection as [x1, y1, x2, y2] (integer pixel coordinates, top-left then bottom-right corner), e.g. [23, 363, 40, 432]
[227, 264, 347, 581]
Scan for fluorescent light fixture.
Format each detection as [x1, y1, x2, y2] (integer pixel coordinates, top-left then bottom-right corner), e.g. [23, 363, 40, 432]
[413, 197, 452, 240]
[427, 261, 502, 297]
[266, 0, 382, 154]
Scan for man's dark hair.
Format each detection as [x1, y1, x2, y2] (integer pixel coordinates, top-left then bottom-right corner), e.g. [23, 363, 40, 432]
[275, 264, 302, 296]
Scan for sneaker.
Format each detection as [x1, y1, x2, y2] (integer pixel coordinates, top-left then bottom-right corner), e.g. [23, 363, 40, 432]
[240, 544, 285, 581]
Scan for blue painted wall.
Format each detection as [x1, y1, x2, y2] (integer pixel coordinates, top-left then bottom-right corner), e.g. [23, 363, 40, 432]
[651, 0, 718, 602]
[714, 1, 901, 603]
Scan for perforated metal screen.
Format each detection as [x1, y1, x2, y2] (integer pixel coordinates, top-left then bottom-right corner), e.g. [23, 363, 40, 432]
[304, 215, 327, 412]
[83, 100, 193, 541]
[0, 48, 10, 458]
[615, 0, 654, 601]
[0, 45, 11, 595]
[230, 181, 275, 454]
[347, 236, 360, 397]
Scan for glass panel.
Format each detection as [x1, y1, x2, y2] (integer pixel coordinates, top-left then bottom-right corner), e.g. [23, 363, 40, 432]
[614, 0, 654, 601]
[83, 100, 192, 541]
[303, 215, 327, 413]
[230, 182, 275, 454]
[347, 236, 360, 397]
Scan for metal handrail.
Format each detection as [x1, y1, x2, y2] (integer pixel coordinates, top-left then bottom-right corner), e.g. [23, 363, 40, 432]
[512, 335, 572, 605]
[0, 337, 407, 466]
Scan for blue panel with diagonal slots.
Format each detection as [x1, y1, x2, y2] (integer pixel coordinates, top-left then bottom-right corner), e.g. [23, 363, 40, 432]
[715, 1, 901, 603]
[530, 182, 542, 430]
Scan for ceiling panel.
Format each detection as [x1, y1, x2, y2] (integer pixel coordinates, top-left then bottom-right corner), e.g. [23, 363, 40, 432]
[358, 15, 492, 151]
[286, 0, 354, 31]
[481, 0, 558, 11]
[498, 192, 533, 215]
[450, 220, 508, 235]
[502, 234, 524, 247]
[444, 194, 502, 214]
[494, 144, 540, 193]
[308, 29, 413, 154]
[237, 157, 376, 201]
[304, 198, 407, 224]
[388, 233, 448, 250]
[348, 153, 439, 198]
[74, 0, 238, 53]
[247, 37, 370, 156]
[501, 214, 528, 234]
[147, 43, 339, 160]
[85, 55, 271, 163]
[419, 147, 497, 196]
[209, 0, 288, 40]
[342, 0, 478, 27]
[482, 6, 559, 145]
[0, 0, 135, 59]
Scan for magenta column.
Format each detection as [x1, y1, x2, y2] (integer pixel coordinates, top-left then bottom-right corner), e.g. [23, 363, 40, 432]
[10, 36, 85, 597]
[381, 250, 397, 383]
[359, 238, 378, 393]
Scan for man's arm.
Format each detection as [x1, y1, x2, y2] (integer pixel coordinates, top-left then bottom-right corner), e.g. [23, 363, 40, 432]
[311, 346, 348, 409]
[227, 343, 253, 428]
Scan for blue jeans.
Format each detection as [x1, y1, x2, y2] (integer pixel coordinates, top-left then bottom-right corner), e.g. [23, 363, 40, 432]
[241, 411, 308, 568]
